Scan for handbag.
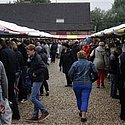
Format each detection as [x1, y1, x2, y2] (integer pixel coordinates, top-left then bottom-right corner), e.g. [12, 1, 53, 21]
[89, 63, 98, 83]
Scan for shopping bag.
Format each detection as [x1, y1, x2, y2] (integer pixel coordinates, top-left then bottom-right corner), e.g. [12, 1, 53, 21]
[0, 103, 5, 114]
[47, 57, 51, 64]
[0, 93, 5, 114]
[1, 99, 12, 125]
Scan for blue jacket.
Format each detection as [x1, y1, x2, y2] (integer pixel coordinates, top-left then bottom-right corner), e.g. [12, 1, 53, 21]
[68, 59, 98, 84]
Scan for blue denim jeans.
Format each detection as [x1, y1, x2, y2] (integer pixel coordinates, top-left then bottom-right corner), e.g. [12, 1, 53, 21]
[30, 82, 46, 117]
[73, 83, 92, 112]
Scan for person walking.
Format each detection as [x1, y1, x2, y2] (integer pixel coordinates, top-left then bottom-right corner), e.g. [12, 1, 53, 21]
[36, 46, 49, 96]
[26, 44, 49, 121]
[59, 43, 75, 87]
[50, 42, 57, 63]
[109, 47, 122, 99]
[90, 42, 108, 88]
[68, 50, 98, 122]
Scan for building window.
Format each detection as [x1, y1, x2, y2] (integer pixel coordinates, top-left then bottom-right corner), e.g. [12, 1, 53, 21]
[56, 19, 64, 23]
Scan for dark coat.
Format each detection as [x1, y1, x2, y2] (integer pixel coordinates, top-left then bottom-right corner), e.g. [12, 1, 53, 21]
[28, 53, 47, 82]
[50, 43, 57, 55]
[39, 53, 48, 65]
[59, 48, 75, 74]
[120, 52, 125, 81]
[14, 49, 24, 72]
[70, 43, 81, 61]
[109, 52, 120, 74]
[0, 47, 17, 81]
[38, 52, 49, 80]
[17, 43, 28, 66]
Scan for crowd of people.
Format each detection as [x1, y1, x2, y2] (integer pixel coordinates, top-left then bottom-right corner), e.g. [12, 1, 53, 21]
[0, 37, 125, 124]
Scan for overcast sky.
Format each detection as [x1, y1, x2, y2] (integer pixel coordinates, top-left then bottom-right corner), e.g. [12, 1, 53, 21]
[0, 0, 114, 11]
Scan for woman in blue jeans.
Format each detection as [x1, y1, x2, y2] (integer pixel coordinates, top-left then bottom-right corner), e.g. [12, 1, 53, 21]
[68, 50, 98, 122]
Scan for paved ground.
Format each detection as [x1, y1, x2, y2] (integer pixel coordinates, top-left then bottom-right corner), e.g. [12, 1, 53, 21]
[13, 59, 125, 125]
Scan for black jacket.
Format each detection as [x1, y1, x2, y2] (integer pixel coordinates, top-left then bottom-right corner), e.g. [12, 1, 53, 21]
[14, 49, 24, 72]
[0, 47, 17, 80]
[120, 52, 125, 81]
[59, 48, 75, 74]
[109, 53, 120, 74]
[28, 53, 47, 82]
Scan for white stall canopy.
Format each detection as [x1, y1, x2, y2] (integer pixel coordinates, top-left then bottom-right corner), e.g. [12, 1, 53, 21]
[0, 20, 53, 38]
[91, 24, 125, 37]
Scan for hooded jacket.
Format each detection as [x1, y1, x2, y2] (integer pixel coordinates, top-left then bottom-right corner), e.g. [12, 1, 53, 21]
[90, 46, 108, 69]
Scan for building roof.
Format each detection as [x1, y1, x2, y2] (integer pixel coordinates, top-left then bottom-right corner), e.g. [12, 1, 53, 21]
[0, 3, 90, 32]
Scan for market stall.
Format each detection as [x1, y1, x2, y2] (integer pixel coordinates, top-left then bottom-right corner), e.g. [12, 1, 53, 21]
[53, 34, 91, 39]
[0, 20, 53, 38]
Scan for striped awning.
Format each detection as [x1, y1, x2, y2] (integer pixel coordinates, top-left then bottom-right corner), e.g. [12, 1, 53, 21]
[53, 35, 90, 39]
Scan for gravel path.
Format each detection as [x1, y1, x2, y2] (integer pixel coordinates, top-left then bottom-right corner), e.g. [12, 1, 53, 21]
[13, 59, 125, 125]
